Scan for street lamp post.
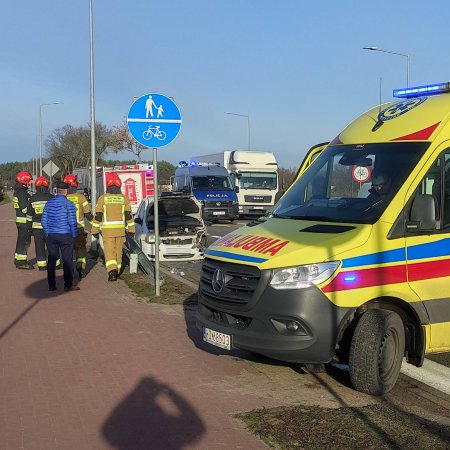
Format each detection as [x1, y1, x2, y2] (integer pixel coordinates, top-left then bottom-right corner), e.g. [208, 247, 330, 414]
[225, 112, 250, 151]
[39, 102, 61, 176]
[89, 0, 97, 211]
[363, 46, 410, 87]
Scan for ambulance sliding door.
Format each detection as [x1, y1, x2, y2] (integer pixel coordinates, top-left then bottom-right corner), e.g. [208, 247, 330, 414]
[405, 150, 450, 352]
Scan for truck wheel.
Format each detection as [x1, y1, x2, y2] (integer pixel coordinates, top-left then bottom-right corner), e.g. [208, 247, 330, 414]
[349, 309, 405, 396]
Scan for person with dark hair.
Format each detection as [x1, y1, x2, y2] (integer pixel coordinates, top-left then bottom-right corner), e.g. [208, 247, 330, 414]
[42, 181, 79, 292]
[13, 171, 33, 269]
[368, 173, 392, 197]
[27, 176, 54, 271]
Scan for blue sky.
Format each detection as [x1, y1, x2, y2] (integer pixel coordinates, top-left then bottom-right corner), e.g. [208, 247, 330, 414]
[2, 1, 450, 169]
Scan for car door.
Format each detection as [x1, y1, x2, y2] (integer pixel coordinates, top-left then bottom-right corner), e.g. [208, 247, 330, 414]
[405, 149, 450, 352]
[134, 200, 148, 249]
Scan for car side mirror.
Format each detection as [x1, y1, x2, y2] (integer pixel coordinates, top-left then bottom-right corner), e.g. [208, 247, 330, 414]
[234, 186, 240, 193]
[134, 217, 143, 225]
[407, 194, 437, 232]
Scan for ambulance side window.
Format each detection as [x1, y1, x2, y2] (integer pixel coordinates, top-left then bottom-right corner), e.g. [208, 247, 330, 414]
[412, 150, 450, 230]
[443, 151, 450, 227]
[415, 157, 441, 224]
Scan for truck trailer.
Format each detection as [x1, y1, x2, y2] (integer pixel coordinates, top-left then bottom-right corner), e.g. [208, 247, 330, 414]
[191, 151, 278, 216]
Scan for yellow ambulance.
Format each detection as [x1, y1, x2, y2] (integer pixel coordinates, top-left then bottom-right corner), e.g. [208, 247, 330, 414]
[198, 82, 450, 395]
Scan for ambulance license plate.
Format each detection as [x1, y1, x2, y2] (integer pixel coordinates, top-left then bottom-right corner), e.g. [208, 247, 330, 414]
[213, 211, 226, 216]
[203, 327, 231, 350]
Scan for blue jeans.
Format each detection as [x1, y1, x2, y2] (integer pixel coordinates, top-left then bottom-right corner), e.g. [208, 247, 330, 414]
[47, 233, 74, 288]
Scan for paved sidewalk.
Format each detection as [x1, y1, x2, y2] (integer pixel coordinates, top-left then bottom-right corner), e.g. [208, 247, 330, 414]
[0, 203, 271, 449]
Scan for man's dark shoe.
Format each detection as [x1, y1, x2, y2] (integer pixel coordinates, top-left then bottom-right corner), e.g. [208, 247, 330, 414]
[108, 270, 118, 282]
[39, 267, 47, 272]
[48, 286, 57, 291]
[64, 286, 80, 292]
[78, 269, 86, 279]
[17, 263, 35, 270]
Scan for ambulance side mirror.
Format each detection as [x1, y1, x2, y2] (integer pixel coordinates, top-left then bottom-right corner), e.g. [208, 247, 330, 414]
[134, 217, 143, 225]
[407, 194, 437, 232]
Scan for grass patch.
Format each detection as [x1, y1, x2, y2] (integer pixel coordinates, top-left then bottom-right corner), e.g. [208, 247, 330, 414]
[237, 403, 450, 450]
[121, 270, 198, 305]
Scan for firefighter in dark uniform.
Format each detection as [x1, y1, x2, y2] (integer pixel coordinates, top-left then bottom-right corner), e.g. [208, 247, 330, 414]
[13, 171, 33, 269]
[64, 174, 93, 278]
[26, 176, 54, 271]
[91, 173, 135, 281]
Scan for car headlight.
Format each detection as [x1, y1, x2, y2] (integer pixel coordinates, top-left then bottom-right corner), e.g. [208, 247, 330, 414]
[232, 200, 239, 205]
[270, 262, 340, 290]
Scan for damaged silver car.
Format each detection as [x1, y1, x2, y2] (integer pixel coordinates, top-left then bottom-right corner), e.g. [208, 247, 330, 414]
[133, 193, 206, 261]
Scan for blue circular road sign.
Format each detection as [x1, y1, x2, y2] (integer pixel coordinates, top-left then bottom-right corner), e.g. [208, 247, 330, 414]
[127, 93, 182, 148]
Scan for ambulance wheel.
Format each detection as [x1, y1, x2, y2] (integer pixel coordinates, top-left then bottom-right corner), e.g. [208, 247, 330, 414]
[349, 309, 405, 396]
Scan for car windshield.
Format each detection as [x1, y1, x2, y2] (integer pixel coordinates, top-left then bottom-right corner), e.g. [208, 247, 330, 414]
[192, 176, 233, 190]
[273, 142, 429, 224]
[238, 172, 277, 189]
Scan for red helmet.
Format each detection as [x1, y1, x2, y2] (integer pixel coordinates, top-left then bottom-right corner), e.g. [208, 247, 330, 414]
[106, 172, 121, 188]
[16, 171, 32, 186]
[64, 174, 78, 187]
[35, 176, 49, 188]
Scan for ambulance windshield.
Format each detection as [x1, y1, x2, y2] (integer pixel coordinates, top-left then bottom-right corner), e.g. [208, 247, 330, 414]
[273, 142, 429, 224]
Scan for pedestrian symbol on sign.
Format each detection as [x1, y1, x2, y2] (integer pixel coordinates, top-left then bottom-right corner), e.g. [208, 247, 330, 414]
[127, 93, 182, 148]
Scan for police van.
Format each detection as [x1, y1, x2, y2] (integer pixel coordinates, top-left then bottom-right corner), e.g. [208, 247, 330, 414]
[173, 161, 239, 223]
[197, 82, 450, 395]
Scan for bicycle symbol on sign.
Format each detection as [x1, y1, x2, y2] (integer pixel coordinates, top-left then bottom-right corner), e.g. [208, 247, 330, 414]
[142, 125, 167, 141]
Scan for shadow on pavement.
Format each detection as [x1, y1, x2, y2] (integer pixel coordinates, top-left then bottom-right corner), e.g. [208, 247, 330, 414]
[101, 376, 205, 450]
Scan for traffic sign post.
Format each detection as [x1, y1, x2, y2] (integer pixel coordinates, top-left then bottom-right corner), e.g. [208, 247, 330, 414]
[42, 160, 60, 192]
[127, 93, 182, 296]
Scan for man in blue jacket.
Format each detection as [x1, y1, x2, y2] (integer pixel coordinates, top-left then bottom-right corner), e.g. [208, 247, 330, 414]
[42, 181, 79, 292]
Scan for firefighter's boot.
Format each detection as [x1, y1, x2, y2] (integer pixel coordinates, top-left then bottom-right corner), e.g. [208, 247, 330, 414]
[108, 270, 118, 282]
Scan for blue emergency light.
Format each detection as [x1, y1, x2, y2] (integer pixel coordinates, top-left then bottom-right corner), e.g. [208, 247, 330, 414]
[393, 82, 450, 99]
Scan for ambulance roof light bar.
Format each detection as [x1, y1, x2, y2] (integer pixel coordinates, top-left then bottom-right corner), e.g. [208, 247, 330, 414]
[393, 82, 450, 99]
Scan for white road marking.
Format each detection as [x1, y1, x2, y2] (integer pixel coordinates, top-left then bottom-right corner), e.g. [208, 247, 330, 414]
[401, 358, 450, 396]
[209, 235, 222, 239]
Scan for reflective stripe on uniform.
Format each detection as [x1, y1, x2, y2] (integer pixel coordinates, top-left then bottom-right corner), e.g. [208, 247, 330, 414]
[37, 260, 47, 268]
[102, 220, 125, 226]
[105, 259, 118, 268]
[14, 253, 27, 261]
[32, 222, 43, 229]
[16, 217, 27, 223]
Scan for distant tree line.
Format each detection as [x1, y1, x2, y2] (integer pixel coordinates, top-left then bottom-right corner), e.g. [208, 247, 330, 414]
[1, 120, 298, 189]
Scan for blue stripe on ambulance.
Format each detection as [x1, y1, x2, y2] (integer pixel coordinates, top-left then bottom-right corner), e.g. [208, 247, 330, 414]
[342, 238, 450, 269]
[205, 249, 268, 264]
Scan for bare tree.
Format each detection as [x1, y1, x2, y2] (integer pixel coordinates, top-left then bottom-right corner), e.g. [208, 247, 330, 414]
[110, 119, 147, 162]
[46, 122, 115, 175]
[46, 125, 86, 174]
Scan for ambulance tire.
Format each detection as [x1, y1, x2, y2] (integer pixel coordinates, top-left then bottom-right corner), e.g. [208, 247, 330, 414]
[349, 309, 405, 396]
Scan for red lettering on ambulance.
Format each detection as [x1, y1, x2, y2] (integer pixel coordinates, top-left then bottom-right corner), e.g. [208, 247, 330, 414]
[262, 240, 289, 256]
[233, 236, 255, 248]
[241, 237, 268, 251]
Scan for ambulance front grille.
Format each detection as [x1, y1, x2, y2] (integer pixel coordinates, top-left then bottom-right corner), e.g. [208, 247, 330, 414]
[200, 259, 260, 305]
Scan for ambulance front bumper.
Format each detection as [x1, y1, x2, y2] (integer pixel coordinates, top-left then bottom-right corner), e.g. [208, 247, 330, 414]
[196, 260, 354, 363]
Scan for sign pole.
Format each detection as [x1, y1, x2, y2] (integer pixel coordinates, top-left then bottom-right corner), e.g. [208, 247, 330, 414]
[153, 147, 160, 296]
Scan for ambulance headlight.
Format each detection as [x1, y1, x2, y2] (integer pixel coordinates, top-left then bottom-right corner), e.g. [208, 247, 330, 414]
[270, 262, 340, 290]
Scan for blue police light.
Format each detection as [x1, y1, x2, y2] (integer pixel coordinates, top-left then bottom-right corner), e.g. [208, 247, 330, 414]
[343, 274, 357, 282]
[393, 82, 450, 99]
